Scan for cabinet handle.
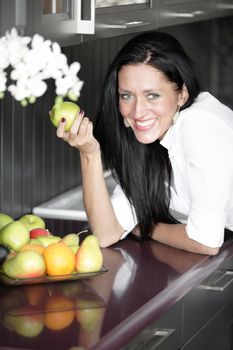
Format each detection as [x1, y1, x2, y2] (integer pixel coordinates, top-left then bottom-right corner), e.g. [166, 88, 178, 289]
[103, 21, 151, 29]
[122, 328, 175, 350]
[163, 11, 194, 18]
[124, 328, 175, 350]
[198, 269, 233, 292]
[163, 10, 206, 18]
[217, 4, 233, 10]
[76, 0, 95, 34]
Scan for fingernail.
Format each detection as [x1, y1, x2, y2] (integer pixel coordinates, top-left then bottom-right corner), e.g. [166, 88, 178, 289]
[61, 118, 66, 123]
[79, 110, 84, 115]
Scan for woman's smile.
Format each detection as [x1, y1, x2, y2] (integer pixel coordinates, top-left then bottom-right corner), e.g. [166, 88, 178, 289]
[135, 118, 156, 129]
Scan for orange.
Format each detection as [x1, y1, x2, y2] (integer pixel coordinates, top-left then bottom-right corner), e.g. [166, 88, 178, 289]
[19, 243, 45, 255]
[43, 242, 75, 276]
[44, 295, 75, 331]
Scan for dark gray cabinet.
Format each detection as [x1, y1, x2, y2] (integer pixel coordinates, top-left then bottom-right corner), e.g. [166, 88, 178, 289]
[83, 0, 158, 42]
[1, 1, 233, 47]
[123, 247, 233, 350]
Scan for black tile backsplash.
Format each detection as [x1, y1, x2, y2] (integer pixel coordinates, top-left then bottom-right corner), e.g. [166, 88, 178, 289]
[0, 16, 232, 219]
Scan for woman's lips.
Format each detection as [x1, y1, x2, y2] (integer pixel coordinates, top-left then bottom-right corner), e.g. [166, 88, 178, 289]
[135, 119, 155, 130]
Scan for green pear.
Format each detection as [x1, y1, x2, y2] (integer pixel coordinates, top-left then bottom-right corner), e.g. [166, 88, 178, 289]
[2, 250, 46, 279]
[19, 214, 45, 231]
[4, 307, 44, 337]
[0, 212, 13, 230]
[62, 233, 80, 247]
[69, 245, 79, 254]
[35, 235, 61, 247]
[0, 220, 30, 251]
[75, 235, 103, 273]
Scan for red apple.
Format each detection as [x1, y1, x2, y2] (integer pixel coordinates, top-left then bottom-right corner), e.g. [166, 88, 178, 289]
[30, 228, 50, 239]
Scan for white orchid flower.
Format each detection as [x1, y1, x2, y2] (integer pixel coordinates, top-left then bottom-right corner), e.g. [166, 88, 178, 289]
[0, 28, 83, 106]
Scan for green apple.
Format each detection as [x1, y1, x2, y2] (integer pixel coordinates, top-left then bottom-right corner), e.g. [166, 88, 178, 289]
[35, 235, 61, 247]
[50, 101, 80, 131]
[0, 221, 30, 251]
[2, 250, 46, 279]
[4, 306, 44, 337]
[0, 212, 13, 230]
[19, 214, 45, 231]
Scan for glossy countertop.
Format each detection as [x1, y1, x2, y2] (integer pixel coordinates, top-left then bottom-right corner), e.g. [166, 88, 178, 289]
[0, 220, 233, 350]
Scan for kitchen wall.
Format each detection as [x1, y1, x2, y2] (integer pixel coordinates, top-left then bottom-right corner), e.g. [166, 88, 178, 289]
[0, 15, 232, 219]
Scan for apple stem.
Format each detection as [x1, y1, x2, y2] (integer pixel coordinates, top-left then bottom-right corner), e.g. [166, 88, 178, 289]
[77, 229, 88, 236]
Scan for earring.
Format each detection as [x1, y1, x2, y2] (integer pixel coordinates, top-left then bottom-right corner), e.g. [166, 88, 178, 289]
[123, 119, 130, 128]
[172, 108, 180, 124]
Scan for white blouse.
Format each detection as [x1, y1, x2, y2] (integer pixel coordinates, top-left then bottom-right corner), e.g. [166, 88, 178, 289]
[110, 92, 233, 248]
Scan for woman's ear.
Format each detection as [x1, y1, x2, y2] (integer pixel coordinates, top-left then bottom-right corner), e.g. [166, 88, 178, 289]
[178, 84, 189, 107]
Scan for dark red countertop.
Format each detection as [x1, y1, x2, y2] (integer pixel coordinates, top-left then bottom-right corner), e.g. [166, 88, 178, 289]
[0, 220, 233, 350]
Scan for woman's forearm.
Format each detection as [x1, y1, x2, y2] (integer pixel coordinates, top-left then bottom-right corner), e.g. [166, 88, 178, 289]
[151, 223, 219, 255]
[80, 150, 124, 248]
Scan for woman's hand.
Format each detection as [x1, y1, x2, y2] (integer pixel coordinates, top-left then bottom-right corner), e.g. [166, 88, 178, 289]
[56, 110, 100, 156]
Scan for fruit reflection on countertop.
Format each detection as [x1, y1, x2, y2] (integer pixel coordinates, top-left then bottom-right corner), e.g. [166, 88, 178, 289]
[0, 211, 104, 279]
[44, 294, 75, 331]
[0, 280, 106, 338]
[3, 306, 45, 338]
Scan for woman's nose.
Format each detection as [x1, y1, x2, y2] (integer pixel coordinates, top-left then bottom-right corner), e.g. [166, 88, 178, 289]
[134, 97, 146, 118]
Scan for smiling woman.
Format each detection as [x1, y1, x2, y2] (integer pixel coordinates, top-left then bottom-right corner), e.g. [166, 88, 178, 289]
[55, 30, 233, 255]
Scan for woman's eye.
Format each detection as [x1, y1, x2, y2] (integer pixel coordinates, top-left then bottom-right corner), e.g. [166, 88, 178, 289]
[119, 93, 131, 100]
[147, 93, 160, 100]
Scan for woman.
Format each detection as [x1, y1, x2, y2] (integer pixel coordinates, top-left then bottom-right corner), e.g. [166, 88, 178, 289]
[57, 31, 233, 255]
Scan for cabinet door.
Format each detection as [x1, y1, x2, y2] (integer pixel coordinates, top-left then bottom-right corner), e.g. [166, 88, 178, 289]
[211, 0, 233, 18]
[83, 0, 159, 42]
[31, 0, 95, 46]
[0, 0, 31, 36]
[181, 251, 233, 349]
[158, 0, 212, 28]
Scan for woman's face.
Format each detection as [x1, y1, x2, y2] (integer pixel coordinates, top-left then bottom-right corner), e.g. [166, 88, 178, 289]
[118, 63, 188, 144]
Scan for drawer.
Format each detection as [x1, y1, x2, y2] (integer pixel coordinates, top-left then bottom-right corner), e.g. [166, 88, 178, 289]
[122, 301, 182, 350]
[182, 255, 233, 344]
[181, 301, 233, 350]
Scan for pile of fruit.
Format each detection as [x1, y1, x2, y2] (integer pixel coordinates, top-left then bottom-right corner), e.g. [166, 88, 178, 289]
[0, 212, 103, 279]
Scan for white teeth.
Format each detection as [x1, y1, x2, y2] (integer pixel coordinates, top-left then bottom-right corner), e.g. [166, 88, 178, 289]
[136, 120, 154, 127]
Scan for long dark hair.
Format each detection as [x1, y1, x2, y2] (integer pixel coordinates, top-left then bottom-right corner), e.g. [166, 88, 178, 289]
[94, 31, 201, 239]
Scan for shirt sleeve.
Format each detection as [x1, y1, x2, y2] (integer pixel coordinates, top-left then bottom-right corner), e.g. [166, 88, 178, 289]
[180, 111, 233, 248]
[110, 185, 138, 239]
